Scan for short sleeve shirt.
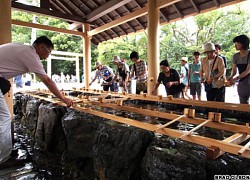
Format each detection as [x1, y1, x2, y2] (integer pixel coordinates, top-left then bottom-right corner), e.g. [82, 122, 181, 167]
[232, 51, 250, 74]
[157, 69, 180, 95]
[95, 65, 114, 79]
[131, 60, 147, 82]
[180, 64, 188, 86]
[0, 43, 46, 79]
[189, 62, 201, 83]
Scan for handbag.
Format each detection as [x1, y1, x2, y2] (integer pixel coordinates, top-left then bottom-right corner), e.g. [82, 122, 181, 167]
[0, 77, 11, 95]
[204, 56, 217, 92]
[136, 80, 147, 92]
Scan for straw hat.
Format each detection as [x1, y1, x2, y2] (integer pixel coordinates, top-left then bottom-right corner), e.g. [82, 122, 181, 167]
[180, 57, 188, 62]
[112, 56, 120, 63]
[203, 43, 216, 52]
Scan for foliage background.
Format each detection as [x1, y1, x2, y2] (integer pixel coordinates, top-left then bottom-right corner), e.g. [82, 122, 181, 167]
[11, 1, 250, 77]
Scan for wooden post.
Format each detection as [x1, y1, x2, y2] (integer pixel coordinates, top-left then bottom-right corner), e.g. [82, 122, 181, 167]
[183, 108, 189, 116]
[208, 112, 215, 121]
[188, 109, 195, 118]
[147, 0, 160, 95]
[83, 23, 91, 89]
[0, 0, 13, 117]
[214, 113, 221, 122]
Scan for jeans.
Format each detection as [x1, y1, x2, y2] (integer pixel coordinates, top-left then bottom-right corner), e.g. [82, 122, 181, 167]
[0, 90, 12, 164]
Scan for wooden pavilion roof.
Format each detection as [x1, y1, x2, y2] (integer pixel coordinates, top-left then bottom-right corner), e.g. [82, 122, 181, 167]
[11, 0, 243, 45]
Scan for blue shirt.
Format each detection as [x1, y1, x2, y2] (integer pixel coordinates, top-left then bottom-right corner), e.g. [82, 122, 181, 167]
[189, 62, 201, 83]
[180, 64, 188, 86]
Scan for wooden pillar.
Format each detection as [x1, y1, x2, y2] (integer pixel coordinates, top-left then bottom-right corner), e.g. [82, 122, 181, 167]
[76, 56, 80, 83]
[0, 0, 13, 116]
[83, 24, 91, 88]
[47, 56, 52, 78]
[147, 0, 160, 95]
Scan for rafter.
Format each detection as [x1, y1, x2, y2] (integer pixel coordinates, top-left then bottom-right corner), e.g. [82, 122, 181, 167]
[132, 0, 147, 29]
[59, 0, 85, 17]
[88, 6, 147, 36]
[84, 0, 132, 22]
[160, 9, 169, 22]
[90, 0, 127, 35]
[52, 0, 72, 15]
[82, 0, 119, 38]
[190, 0, 200, 13]
[173, 3, 183, 18]
[114, 9, 136, 32]
[50, 0, 66, 14]
[213, 0, 220, 7]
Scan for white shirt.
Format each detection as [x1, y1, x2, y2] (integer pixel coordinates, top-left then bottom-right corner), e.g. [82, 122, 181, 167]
[0, 43, 46, 79]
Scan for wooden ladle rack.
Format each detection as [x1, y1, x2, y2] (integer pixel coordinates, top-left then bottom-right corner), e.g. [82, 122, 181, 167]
[19, 88, 250, 159]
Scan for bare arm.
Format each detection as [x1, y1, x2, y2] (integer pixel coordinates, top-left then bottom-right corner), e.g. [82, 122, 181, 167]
[36, 74, 73, 107]
[151, 82, 160, 95]
[227, 64, 237, 81]
[229, 64, 250, 83]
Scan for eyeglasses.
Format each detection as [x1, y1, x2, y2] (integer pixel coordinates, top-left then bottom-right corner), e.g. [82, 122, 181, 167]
[44, 46, 51, 55]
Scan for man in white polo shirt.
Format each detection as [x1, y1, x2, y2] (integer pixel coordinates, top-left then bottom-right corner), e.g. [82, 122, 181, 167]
[0, 36, 73, 165]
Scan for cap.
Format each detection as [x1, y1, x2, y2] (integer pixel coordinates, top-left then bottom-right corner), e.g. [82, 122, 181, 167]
[180, 57, 188, 62]
[103, 70, 111, 77]
[112, 56, 120, 63]
[203, 43, 216, 52]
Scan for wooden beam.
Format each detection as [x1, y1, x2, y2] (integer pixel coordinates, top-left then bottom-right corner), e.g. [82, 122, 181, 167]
[90, 101, 250, 135]
[76, 89, 250, 113]
[158, 0, 182, 9]
[125, 94, 250, 112]
[12, 19, 85, 37]
[12, 1, 86, 23]
[84, 0, 132, 22]
[207, 133, 250, 159]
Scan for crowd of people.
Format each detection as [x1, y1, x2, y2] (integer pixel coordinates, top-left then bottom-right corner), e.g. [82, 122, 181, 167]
[90, 35, 250, 105]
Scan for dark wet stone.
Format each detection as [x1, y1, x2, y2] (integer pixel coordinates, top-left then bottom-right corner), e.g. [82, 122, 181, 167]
[35, 103, 67, 153]
[141, 137, 207, 180]
[22, 97, 41, 135]
[206, 154, 250, 179]
[93, 124, 153, 180]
